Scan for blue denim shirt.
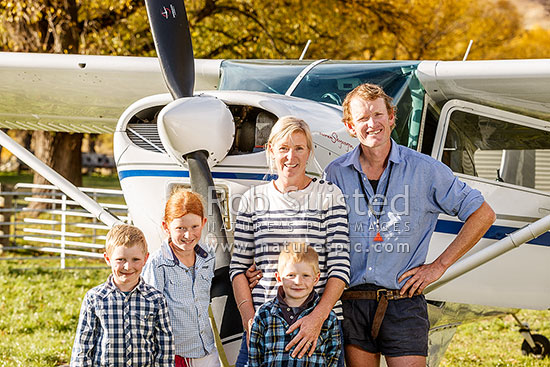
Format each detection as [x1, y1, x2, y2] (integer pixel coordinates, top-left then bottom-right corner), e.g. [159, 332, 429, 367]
[142, 240, 216, 358]
[325, 140, 484, 289]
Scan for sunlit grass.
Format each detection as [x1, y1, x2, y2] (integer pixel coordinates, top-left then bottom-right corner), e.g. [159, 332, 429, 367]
[441, 310, 550, 366]
[1, 254, 549, 366]
[0, 171, 121, 189]
[0, 256, 109, 367]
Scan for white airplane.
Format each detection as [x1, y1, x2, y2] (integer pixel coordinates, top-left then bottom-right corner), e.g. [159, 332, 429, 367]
[1, 0, 550, 365]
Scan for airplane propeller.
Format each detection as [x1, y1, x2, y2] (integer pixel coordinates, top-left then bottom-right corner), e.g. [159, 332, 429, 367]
[144, 0, 241, 346]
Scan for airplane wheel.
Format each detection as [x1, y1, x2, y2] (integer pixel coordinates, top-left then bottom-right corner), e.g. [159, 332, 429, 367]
[521, 334, 550, 359]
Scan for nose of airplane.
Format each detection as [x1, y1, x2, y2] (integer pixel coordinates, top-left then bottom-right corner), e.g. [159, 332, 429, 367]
[157, 95, 235, 169]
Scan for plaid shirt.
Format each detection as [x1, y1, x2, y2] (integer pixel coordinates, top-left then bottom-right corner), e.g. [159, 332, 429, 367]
[249, 290, 341, 367]
[71, 275, 174, 367]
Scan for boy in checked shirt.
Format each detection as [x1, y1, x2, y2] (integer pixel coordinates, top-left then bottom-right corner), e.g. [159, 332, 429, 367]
[71, 224, 174, 367]
[248, 243, 341, 367]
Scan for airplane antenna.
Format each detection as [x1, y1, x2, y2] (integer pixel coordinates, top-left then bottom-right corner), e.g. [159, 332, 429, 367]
[299, 40, 312, 60]
[463, 40, 473, 61]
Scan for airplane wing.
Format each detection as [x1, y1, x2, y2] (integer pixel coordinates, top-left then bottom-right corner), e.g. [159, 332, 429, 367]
[0, 52, 221, 133]
[417, 59, 550, 121]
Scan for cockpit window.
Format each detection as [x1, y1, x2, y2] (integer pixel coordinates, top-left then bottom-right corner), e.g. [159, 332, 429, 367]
[443, 110, 550, 191]
[219, 60, 424, 150]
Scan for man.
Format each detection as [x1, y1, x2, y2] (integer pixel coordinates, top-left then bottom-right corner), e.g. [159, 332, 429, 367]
[324, 83, 496, 367]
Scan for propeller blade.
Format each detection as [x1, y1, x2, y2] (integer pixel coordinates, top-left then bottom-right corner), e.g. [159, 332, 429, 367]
[144, 0, 195, 98]
[186, 151, 242, 338]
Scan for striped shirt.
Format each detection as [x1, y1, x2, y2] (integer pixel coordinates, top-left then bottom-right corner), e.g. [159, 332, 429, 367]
[229, 178, 350, 317]
[142, 240, 217, 359]
[70, 275, 174, 367]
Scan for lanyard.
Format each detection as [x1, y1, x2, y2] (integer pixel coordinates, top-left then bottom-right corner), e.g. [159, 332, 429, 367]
[357, 162, 394, 242]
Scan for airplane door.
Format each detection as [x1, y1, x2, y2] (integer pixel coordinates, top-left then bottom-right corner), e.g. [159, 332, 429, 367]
[425, 99, 550, 309]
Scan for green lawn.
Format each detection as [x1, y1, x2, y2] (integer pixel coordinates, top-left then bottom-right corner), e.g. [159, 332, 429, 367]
[442, 309, 550, 366]
[0, 254, 549, 366]
[0, 256, 109, 367]
[0, 171, 121, 189]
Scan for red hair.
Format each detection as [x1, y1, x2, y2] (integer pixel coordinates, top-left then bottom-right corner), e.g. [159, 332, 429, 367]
[164, 188, 205, 224]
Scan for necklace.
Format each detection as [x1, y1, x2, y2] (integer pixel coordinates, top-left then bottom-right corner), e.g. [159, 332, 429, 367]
[357, 162, 394, 242]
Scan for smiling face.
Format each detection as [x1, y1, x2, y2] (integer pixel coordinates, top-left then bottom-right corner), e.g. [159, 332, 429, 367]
[346, 96, 395, 150]
[104, 244, 148, 292]
[163, 213, 207, 251]
[276, 261, 320, 307]
[269, 131, 311, 181]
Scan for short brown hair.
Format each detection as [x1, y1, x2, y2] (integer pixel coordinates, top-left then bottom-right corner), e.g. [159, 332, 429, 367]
[342, 83, 396, 127]
[164, 188, 205, 224]
[278, 243, 320, 275]
[105, 224, 148, 256]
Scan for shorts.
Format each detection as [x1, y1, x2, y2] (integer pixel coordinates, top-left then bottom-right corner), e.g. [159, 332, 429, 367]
[341, 284, 429, 357]
[175, 350, 220, 367]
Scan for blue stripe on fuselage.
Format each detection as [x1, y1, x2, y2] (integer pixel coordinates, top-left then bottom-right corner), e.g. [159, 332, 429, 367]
[118, 169, 550, 247]
[118, 169, 277, 181]
[435, 219, 550, 247]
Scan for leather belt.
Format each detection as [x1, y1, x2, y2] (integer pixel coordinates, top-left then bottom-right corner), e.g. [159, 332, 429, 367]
[341, 289, 410, 339]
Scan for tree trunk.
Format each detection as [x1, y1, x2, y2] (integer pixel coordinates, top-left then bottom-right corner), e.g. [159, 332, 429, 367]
[29, 131, 82, 212]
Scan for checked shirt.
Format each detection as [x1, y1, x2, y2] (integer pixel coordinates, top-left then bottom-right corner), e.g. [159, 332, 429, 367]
[249, 290, 341, 367]
[71, 275, 174, 367]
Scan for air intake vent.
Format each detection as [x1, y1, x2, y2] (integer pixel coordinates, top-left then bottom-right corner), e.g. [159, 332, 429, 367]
[126, 123, 166, 153]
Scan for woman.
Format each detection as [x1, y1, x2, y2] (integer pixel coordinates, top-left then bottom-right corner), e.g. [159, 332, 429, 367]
[229, 116, 350, 366]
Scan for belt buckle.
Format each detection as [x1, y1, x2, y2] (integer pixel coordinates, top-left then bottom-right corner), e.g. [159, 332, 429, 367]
[376, 289, 388, 301]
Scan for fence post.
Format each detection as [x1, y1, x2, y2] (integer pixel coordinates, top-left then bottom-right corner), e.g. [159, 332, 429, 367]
[60, 193, 66, 269]
[0, 183, 13, 252]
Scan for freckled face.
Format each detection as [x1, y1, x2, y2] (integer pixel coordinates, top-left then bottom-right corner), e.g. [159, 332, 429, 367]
[346, 97, 395, 149]
[163, 213, 207, 250]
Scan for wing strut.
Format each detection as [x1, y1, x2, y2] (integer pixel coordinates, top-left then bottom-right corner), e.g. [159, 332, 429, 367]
[0, 130, 122, 228]
[425, 214, 550, 294]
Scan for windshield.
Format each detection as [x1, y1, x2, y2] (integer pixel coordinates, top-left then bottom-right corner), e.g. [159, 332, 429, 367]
[219, 60, 424, 149]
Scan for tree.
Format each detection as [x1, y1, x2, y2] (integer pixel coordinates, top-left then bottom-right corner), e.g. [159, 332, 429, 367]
[0, 0, 548, 205]
[0, 0, 152, 206]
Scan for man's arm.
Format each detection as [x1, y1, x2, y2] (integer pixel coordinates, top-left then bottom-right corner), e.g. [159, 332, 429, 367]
[399, 201, 496, 296]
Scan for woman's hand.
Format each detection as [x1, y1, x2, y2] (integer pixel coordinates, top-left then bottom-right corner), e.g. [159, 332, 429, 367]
[245, 263, 263, 289]
[284, 312, 324, 358]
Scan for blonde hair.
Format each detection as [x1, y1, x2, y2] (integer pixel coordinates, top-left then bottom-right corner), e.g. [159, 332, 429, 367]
[164, 188, 205, 224]
[342, 83, 396, 128]
[266, 116, 314, 172]
[278, 243, 320, 275]
[105, 224, 148, 256]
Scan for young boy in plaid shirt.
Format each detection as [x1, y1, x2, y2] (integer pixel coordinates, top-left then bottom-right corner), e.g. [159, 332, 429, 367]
[71, 224, 174, 367]
[248, 243, 341, 367]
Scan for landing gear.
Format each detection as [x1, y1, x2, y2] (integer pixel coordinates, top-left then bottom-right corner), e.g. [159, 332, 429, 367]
[512, 314, 550, 359]
[521, 334, 550, 359]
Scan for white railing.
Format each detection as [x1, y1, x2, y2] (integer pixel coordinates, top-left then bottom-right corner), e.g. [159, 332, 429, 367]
[0, 183, 130, 268]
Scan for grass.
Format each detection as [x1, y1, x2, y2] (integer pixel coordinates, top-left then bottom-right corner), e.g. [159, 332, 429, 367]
[0, 255, 109, 367]
[0, 171, 121, 190]
[441, 310, 550, 366]
[1, 254, 549, 366]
